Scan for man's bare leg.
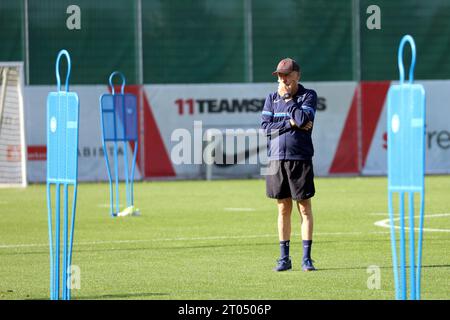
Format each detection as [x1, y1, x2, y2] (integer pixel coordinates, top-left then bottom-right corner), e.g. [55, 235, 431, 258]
[277, 198, 293, 241]
[297, 198, 316, 271]
[297, 198, 313, 240]
[273, 198, 293, 271]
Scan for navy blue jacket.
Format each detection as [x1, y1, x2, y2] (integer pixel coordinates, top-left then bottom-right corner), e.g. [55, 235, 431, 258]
[261, 84, 317, 160]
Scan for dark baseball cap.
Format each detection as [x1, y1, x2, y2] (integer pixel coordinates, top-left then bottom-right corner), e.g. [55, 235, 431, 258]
[272, 58, 300, 75]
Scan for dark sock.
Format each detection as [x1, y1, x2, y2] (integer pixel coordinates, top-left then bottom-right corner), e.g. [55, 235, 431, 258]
[279, 240, 290, 259]
[302, 240, 312, 260]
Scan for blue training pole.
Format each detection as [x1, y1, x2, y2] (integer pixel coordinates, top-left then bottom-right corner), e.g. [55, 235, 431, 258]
[387, 35, 426, 300]
[47, 49, 79, 300]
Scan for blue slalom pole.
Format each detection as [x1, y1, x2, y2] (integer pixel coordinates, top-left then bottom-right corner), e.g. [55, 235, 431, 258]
[46, 184, 55, 300]
[121, 91, 131, 207]
[67, 184, 78, 300]
[399, 191, 406, 299]
[113, 140, 120, 215]
[111, 72, 124, 216]
[388, 191, 400, 300]
[408, 192, 416, 300]
[55, 183, 60, 299]
[416, 101, 426, 299]
[62, 184, 68, 300]
[99, 104, 115, 217]
[124, 139, 130, 207]
[130, 142, 138, 206]
[416, 192, 425, 300]
[112, 78, 120, 216]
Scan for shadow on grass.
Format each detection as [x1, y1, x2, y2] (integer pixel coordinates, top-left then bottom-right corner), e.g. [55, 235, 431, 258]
[1, 238, 448, 257]
[28, 292, 170, 300]
[311, 264, 450, 272]
[77, 292, 170, 299]
[0, 241, 275, 256]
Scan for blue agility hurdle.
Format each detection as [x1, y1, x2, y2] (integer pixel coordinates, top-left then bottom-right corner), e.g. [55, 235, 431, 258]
[100, 72, 139, 217]
[46, 50, 79, 300]
[387, 35, 426, 300]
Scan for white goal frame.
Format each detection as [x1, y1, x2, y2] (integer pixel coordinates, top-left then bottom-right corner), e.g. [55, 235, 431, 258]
[0, 62, 27, 187]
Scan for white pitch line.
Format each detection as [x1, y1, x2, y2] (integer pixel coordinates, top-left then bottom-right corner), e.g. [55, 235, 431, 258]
[224, 208, 256, 212]
[0, 231, 390, 249]
[374, 213, 450, 233]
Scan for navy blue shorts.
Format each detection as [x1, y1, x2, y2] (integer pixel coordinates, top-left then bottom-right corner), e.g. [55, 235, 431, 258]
[265, 160, 315, 201]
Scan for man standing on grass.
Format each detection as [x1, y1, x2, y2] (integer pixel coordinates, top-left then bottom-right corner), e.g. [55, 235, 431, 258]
[261, 58, 317, 272]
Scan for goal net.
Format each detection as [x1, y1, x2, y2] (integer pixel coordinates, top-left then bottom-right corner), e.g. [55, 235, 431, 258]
[0, 63, 27, 187]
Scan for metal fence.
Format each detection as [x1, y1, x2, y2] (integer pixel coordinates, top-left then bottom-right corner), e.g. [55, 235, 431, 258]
[1, 0, 450, 85]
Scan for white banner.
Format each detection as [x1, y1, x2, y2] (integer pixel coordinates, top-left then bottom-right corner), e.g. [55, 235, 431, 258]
[145, 82, 356, 178]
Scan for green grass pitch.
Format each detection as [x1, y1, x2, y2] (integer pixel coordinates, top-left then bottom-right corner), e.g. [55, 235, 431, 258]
[0, 176, 449, 300]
